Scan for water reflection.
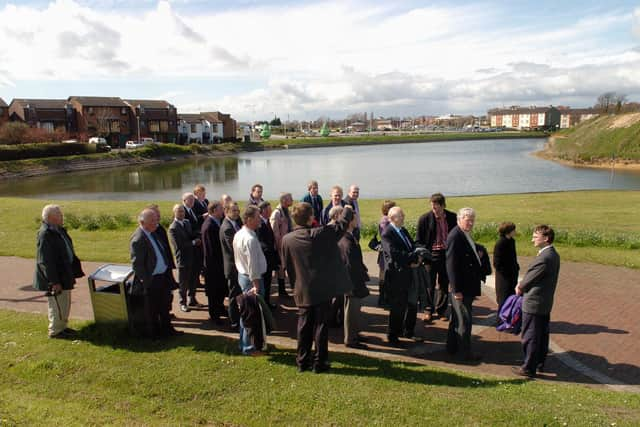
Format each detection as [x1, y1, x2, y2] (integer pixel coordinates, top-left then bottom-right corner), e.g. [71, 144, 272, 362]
[1, 139, 638, 200]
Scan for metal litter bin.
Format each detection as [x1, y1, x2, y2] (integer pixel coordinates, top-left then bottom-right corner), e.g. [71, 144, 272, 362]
[87, 264, 134, 327]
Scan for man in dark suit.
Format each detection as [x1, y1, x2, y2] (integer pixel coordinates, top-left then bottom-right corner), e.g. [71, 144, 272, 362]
[321, 185, 346, 225]
[343, 184, 361, 240]
[415, 192, 458, 321]
[381, 206, 423, 345]
[168, 204, 199, 313]
[513, 225, 560, 378]
[220, 201, 243, 327]
[445, 207, 483, 361]
[256, 201, 280, 305]
[282, 202, 352, 373]
[192, 184, 209, 227]
[201, 200, 227, 324]
[301, 180, 323, 227]
[182, 192, 203, 307]
[131, 208, 182, 338]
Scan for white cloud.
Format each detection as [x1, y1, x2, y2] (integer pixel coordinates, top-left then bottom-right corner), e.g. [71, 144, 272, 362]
[1, 0, 639, 119]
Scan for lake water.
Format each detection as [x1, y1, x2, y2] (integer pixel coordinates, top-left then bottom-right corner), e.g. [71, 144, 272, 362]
[1, 138, 639, 200]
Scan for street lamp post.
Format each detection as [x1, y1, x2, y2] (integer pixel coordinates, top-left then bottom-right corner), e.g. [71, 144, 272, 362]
[136, 104, 142, 143]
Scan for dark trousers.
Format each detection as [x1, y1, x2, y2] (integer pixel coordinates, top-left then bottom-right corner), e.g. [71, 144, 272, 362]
[177, 264, 193, 305]
[262, 269, 274, 306]
[189, 248, 203, 300]
[143, 273, 172, 338]
[387, 279, 417, 339]
[204, 271, 227, 320]
[494, 271, 517, 310]
[227, 272, 241, 325]
[447, 294, 474, 356]
[427, 250, 449, 315]
[297, 301, 330, 369]
[521, 311, 550, 373]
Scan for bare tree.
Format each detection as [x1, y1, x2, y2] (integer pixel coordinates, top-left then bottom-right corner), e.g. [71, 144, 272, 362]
[595, 92, 627, 114]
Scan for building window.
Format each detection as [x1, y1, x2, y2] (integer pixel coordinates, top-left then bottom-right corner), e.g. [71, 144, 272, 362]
[121, 107, 127, 115]
[211, 124, 218, 133]
[190, 123, 197, 133]
[160, 121, 168, 132]
[88, 107, 94, 114]
[149, 121, 160, 132]
[41, 122, 54, 133]
[111, 120, 120, 132]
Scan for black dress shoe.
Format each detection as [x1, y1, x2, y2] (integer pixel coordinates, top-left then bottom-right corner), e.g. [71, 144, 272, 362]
[356, 335, 369, 343]
[387, 336, 402, 346]
[345, 342, 368, 350]
[297, 365, 310, 373]
[49, 331, 72, 339]
[462, 353, 482, 362]
[512, 366, 535, 378]
[312, 362, 331, 374]
[63, 328, 78, 335]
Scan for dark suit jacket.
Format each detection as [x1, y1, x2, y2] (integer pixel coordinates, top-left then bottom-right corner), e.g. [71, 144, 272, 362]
[381, 224, 417, 292]
[192, 198, 209, 228]
[520, 246, 560, 315]
[219, 217, 239, 279]
[338, 232, 370, 298]
[154, 224, 175, 270]
[201, 216, 224, 279]
[256, 217, 280, 271]
[33, 223, 82, 291]
[302, 193, 323, 224]
[168, 220, 194, 269]
[130, 227, 172, 292]
[183, 205, 201, 238]
[321, 200, 346, 226]
[445, 226, 482, 297]
[415, 209, 458, 250]
[282, 212, 351, 307]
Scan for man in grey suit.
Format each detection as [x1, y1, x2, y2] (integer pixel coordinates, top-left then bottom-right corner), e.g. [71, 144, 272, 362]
[513, 225, 560, 378]
[168, 204, 199, 313]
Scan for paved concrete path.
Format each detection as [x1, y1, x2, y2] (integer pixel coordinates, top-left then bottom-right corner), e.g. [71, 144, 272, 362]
[2, 254, 638, 392]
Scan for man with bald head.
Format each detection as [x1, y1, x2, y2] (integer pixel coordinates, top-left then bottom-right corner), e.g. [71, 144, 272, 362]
[381, 206, 422, 345]
[131, 208, 182, 338]
[343, 184, 361, 240]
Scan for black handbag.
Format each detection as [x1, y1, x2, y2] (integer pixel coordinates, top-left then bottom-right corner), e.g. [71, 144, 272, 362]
[368, 234, 381, 251]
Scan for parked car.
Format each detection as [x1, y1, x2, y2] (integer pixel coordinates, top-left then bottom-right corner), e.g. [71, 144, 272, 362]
[140, 137, 155, 145]
[125, 140, 144, 149]
[61, 139, 78, 144]
[88, 137, 107, 144]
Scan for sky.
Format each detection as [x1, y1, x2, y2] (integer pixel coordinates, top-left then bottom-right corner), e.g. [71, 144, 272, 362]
[1, 0, 639, 121]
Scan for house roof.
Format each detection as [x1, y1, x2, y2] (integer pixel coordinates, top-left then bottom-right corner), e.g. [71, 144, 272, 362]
[0, 98, 7, 108]
[489, 106, 557, 115]
[124, 99, 174, 109]
[178, 113, 222, 123]
[10, 99, 69, 109]
[68, 96, 128, 107]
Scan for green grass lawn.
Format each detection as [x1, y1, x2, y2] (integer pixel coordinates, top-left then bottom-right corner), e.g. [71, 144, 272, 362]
[2, 190, 639, 268]
[1, 309, 639, 426]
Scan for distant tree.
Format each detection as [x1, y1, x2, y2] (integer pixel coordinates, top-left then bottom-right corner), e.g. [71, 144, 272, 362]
[0, 122, 29, 145]
[595, 92, 627, 114]
[270, 117, 282, 126]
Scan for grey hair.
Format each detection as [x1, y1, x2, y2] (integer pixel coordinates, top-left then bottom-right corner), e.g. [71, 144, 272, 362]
[138, 208, 155, 224]
[41, 204, 61, 222]
[182, 192, 194, 202]
[172, 204, 184, 215]
[279, 192, 292, 204]
[328, 205, 344, 221]
[457, 207, 476, 220]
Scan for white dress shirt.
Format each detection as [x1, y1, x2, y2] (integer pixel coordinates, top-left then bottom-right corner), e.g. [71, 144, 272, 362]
[233, 226, 267, 281]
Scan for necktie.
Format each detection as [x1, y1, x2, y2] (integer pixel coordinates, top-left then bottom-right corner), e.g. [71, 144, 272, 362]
[398, 229, 411, 250]
[151, 232, 166, 261]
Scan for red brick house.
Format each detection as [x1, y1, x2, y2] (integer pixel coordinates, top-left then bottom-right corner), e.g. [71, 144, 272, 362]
[200, 111, 237, 141]
[125, 99, 178, 143]
[0, 98, 9, 127]
[68, 96, 132, 147]
[8, 99, 77, 132]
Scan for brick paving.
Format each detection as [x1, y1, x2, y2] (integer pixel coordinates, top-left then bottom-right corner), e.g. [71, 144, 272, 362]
[2, 253, 638, 392]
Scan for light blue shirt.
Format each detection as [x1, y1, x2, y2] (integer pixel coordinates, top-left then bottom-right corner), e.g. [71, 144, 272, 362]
[142, 228, 168, 275]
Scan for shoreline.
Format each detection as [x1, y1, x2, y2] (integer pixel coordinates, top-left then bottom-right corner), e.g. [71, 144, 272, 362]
[533, 149, 640, 171]
[0, 133, 546, 181]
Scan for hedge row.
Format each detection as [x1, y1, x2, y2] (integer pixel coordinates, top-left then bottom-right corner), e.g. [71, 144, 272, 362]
[0, 142, 108, 161]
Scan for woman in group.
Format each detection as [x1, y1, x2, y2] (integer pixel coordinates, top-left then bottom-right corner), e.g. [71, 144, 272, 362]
[377, 200, 396, 307]
[492, 221, 520, 310]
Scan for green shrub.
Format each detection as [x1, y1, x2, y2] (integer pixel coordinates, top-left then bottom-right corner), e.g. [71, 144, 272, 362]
[0, 142, 98, 161]
[64, 213, 82, 229]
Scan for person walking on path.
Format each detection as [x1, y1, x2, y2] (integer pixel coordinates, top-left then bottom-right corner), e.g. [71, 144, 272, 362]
[493, 221, 520, 310]
[513, 225, 560, 378]
[34, 204, 84, 339]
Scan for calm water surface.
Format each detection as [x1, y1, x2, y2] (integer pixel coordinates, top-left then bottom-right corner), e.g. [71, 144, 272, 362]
[1, 138, 639, 200]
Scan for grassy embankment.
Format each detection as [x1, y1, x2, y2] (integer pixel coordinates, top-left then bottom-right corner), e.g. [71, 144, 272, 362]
[0, 131, 546, 176]
[546, 113, 640, 163]
[1, 309, 639, 425]
[2, 190, 638, 268]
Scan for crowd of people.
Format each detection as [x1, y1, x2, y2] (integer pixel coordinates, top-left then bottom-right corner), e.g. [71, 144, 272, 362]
[34, 184, 560, 378]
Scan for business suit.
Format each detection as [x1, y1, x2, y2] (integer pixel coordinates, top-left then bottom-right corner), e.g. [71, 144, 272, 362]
[168, 219, 196, 306]
[338, 231, 370, 345]
[192, 198, 209, 228]
[130, 226, 175, 337]
[282, 212, 351, 371]
[201, 216, 226, 320]
[321, 200, 345, 226]
[493, 235, 520, 309]
[519, 245, 560, 375]
[381, 224, 419, 341]
[445, 225, 483, 357]
[415, 209, 458, 316]
[220, 217, 242, 324]
[302, 193, 323, 226]
[256, 216, 279, 305]
[183, 204, 203, 303]
[343, 195, 361, 241]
